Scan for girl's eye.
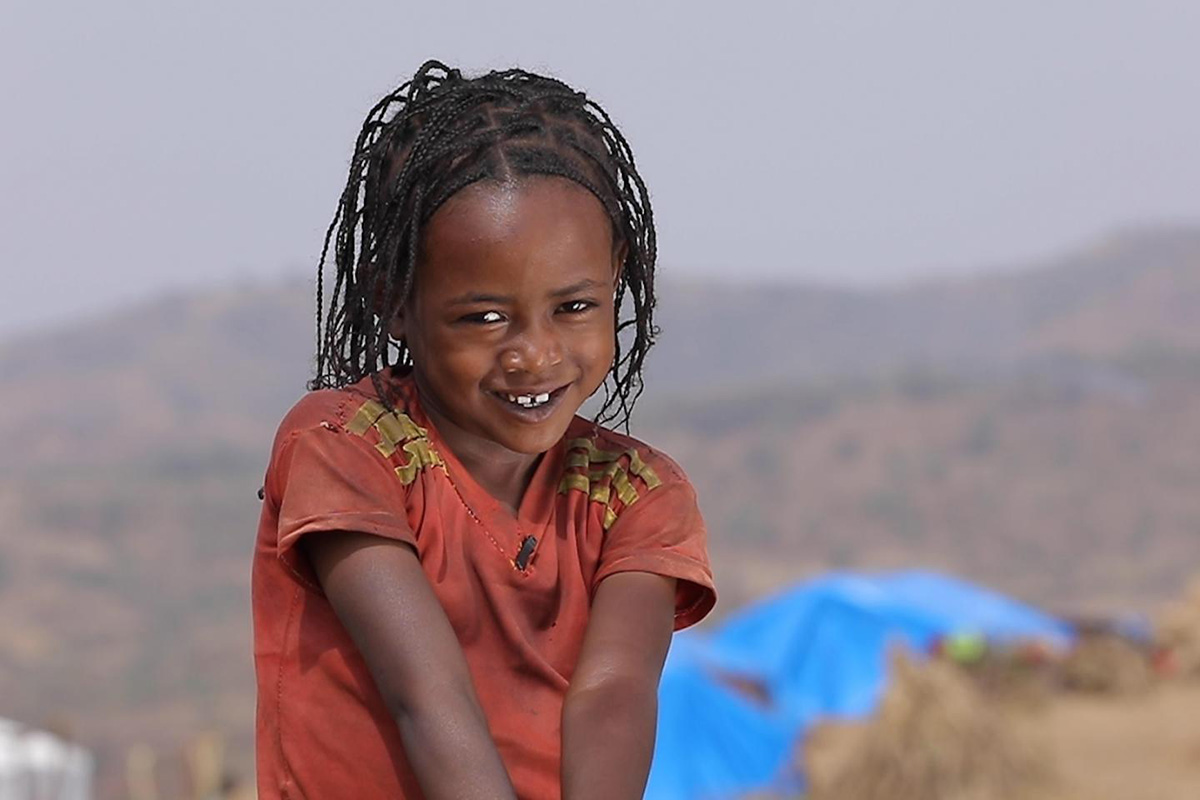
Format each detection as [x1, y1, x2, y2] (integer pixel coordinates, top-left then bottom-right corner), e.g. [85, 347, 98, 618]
[559, 299, 597, 314]
[462, 310, 505, 324]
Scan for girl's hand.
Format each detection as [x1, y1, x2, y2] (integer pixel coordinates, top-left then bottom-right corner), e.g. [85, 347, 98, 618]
[302, 532, 517, 800]
[561, 571, 676, 800]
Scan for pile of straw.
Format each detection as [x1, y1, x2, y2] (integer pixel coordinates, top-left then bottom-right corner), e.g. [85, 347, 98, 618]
[804, 649, 1054, 800]
[1059, 631, 1151, 694]
[960, 643, 1057, 709]
[1156, 574, 1200, 678]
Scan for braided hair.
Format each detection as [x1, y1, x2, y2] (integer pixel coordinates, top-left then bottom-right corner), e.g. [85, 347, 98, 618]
[311, 60, 658, 427]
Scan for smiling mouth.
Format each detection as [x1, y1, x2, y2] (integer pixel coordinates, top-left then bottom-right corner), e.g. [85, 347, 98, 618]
[490, 384, 571, 419]
[505, 391, 553, 409]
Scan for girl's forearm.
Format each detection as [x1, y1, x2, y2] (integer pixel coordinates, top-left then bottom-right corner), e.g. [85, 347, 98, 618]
[302, 533, 515, 799]
[561, 679, 658, 800]
[395, 686, 517, 800]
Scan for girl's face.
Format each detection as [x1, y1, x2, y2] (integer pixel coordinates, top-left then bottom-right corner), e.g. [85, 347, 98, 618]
[392, 176, 621, 462]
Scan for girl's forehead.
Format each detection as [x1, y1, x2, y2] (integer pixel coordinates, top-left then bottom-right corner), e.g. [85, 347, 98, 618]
[416, 177, 618, 297]
[434, 176, 608, 235]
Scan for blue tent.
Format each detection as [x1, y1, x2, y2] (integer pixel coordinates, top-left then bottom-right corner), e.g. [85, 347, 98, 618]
[645, 636, 797, 800]
[645, 570, 1073, 799]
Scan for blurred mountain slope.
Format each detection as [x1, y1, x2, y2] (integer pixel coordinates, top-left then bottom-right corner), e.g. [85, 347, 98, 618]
[654, 226, 1200, 387]
[0, 282, 313, 471]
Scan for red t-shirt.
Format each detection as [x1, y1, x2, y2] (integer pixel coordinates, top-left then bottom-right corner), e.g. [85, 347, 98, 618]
[252, 372, 716, 799]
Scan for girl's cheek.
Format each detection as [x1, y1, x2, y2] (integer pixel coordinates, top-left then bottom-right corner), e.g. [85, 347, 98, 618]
[592, 338, 618, 373]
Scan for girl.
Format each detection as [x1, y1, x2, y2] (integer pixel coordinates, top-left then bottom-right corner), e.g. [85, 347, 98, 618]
[252, 61, 715, 800]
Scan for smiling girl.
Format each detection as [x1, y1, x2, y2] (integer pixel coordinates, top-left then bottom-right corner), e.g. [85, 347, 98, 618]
[252, 62, 715, 800]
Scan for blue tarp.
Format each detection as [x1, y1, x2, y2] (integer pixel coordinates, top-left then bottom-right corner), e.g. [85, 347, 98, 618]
[645, 570, 1074, 800]
[645, 637, 797, 800]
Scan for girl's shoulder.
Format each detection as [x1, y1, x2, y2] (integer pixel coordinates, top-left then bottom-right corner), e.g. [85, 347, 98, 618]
[561, 416, 692, 494]
[270, 371, 424, 462]
[263, 373, 437, 501]
[270, 373, 419, 451]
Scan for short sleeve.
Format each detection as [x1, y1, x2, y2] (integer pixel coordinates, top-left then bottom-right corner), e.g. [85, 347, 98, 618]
[592, 478, 716, 630]
[268, 423, 417, 589]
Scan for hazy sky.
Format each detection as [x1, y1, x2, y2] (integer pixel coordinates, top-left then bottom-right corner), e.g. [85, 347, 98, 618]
[3, 1, 1198, 336]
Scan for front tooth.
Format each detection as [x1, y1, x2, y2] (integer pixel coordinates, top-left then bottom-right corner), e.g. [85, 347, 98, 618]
[535, 393, 550, 403]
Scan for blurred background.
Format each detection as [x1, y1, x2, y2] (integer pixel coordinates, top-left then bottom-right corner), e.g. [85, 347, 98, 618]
[3, 1, 1200, 798]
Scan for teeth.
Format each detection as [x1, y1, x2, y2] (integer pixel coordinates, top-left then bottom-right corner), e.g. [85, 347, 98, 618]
[504, 391, 553, 408]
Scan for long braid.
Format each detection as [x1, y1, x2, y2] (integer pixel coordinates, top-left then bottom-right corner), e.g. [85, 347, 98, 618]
[311, 60, 658, 428]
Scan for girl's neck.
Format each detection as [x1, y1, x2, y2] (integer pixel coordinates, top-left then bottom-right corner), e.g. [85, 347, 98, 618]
[413, 384, 544, 515]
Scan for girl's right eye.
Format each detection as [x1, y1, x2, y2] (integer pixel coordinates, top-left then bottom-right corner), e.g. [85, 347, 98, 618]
[461, 310, 505, 325]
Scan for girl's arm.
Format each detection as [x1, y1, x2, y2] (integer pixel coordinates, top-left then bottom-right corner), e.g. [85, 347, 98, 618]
[561, 571, 677, 800]
[302, 532, 517, 800]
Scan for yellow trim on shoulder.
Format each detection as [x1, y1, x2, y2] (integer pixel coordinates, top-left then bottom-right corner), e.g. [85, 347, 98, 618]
[346, 398, 386, 436]
[627, 448, 663, 490]
[602, 506, 618, 530]
[560, 473, 591, 494]
[611, 469, 639, 506]
[565, 451, 592, 469]
[395, 439, 445, 486]
[373, 411, 428, 458]
[345, 398, 445, 486]
[559, 435, 664, 529]
[589, 482, 611, 505]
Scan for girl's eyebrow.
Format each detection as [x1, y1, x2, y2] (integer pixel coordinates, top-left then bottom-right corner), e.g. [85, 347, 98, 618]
[447, 279, 607, 306]
[550, 278, 606, 298]
[447, 291, 513, 306]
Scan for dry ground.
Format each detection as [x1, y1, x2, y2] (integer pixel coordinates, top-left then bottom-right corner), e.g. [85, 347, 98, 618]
[1041, 681, 1200, 800]
[803, 661, 1200, 800]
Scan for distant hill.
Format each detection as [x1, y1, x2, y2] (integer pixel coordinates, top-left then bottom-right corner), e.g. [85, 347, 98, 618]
[2, 224, 1199, 797]
[651, 225, 1200, 392]
[645, 363, 1200, 613]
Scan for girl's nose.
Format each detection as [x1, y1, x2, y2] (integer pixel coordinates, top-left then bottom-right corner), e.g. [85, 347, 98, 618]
[500, 328, 565, 374]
